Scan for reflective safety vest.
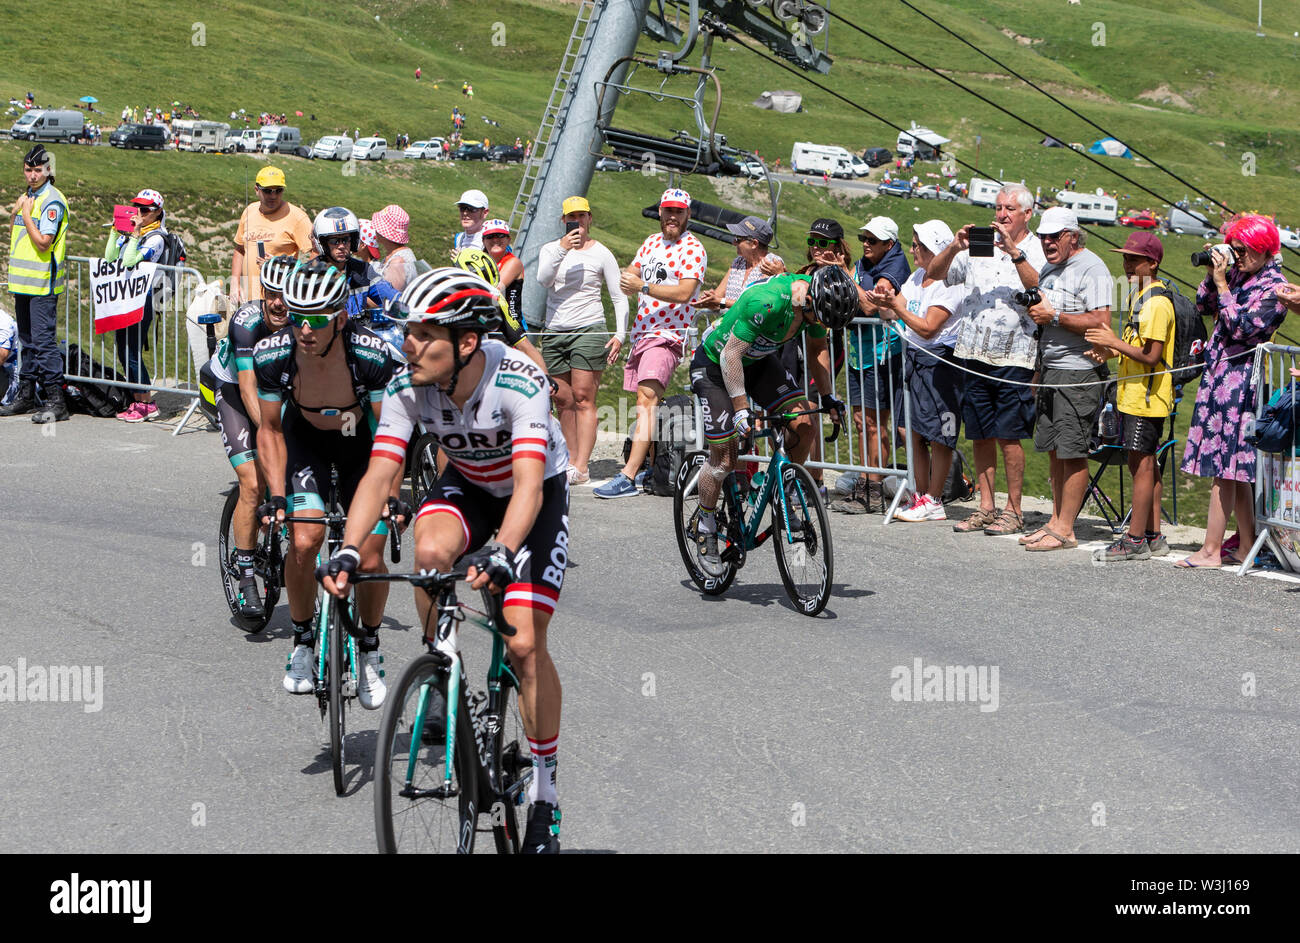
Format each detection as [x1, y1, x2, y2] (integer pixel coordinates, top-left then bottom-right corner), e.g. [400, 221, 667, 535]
[8, 183, 69, 295]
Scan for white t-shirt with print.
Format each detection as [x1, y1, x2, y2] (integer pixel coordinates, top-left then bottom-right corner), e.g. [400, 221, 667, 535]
[630, 232, 707, 345]
[898, 269, 965, 351]
[945, 233, 1046, 370]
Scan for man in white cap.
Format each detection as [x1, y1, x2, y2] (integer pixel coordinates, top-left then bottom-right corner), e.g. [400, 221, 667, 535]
[925, 183, 1044, 536]
[451, 189, 489, 258]
[595, 188, 707, 498]
[1020, 205, 1112, 552]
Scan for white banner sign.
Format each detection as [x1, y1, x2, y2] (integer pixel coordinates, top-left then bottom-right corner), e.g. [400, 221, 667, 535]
[90, 258, 157, 334]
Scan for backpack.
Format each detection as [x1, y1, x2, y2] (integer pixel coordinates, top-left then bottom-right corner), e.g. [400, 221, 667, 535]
[1129, 282, 1206, 394]
[1249, 384, 1300, 454]
[152, 230, 188, 309]
[648, 394, 696, 497]
[62, 343, 132, 418]
[941, 449, 976, 503]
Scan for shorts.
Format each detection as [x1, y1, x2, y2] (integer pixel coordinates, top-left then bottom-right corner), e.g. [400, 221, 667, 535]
[282, 407, 388, 535]
[624, 335, 682, 393]
[214, 372, 257, 469]
[845, 352, 902, 411]
[543, 322, 609, 374]
[958, 359, 1035, 442]
[1120, 412, 1165, 455]
[417, 464, 570, 617]
[905, 345, 963, 448]
[689, 345, 804, 444]
[1033, 367, 1107, 460]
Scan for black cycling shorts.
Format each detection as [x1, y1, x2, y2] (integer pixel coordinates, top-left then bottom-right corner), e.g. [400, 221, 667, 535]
[213, 375, 257, 470]
[688, 345, 805, 445]
[283, 406, 374, 514]
[416, 464, 570, 618]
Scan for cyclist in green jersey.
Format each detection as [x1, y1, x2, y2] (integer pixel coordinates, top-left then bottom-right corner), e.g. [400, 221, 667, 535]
[688, 267, 858, 574]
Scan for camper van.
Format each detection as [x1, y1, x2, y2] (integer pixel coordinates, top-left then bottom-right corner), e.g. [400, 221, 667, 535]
[967, 177, 1005, 208]
[895, 124, 950, 161]
[790, 142, 867, 178]
[174, 119, 233, 153]
[9, 109, 85, 143]
[1054, 190, 1118, 225]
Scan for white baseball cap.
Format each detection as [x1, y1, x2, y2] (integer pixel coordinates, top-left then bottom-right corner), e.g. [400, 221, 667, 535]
[1038, 206, 1080, 235]
[859, 216, 899, 242]
[455, 189, 489, 210]
[913, 220, 954, 254]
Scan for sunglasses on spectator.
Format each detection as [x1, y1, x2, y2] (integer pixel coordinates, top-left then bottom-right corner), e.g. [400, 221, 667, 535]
[807, 237, 838, 248]
[1228, 243, 1249, 258]
[860, 235, 882, 246]
[1039, 231, 1071, 242]
[257, 186, 284, 195]
[483, 233, 510, 241]
[288, 311, 339, 329]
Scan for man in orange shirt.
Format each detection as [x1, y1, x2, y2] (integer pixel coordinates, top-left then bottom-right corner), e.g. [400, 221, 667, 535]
[229, 166, 313, 306]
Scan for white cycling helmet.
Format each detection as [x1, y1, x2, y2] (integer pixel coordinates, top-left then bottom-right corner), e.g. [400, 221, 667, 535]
[282, 258, 349, 314]
[390, 267, 503, 332]
[259, 254, 297, 295]
[312, 206, 361, 254]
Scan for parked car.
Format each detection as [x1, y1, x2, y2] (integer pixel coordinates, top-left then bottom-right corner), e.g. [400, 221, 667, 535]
[234, 129, 262, 153]
[877, 180, 914, 198]
[452, 143, 489, 161]
[109, 124, 167, 150]
[862, 146, 892, 167]
[738, 160, 766, 178]
[312, 135, 353, 160]
[915, 184, 958, 202]
[353, 137, 388, 160]
[1167, 202, 1219, 238]
[1280, 228, 1300, 250]
[595, 156, 633, 172]
[488, 144, 524, 163]
[1119, 211, 1159, 230]
[403, 140, 443, 160]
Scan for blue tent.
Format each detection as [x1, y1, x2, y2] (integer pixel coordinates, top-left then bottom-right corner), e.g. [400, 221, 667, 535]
[1087, 137, 1133, 159]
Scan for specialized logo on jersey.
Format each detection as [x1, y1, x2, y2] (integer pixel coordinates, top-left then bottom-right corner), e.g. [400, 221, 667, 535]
[495, 373, 539, 398]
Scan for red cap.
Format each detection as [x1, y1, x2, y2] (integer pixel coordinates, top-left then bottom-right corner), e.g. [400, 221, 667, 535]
[1109, 231, 1163, 265]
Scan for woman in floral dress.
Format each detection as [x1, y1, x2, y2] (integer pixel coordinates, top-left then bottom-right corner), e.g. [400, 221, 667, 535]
[1178, 215, 1289, 568]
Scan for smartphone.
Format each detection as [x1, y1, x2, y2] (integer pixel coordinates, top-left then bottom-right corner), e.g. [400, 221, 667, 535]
[968, 226, 995, 258]
[564, 220, 580, 234]
[112, 205, 136, 234]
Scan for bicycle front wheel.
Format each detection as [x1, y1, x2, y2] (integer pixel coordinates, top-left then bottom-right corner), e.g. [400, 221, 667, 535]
[327, 597, 349, 796]
[772, 461, 834, 616]
[218, 487, 275, 633]
[375, 654, 480, 853]
[673, 451, 738, 595]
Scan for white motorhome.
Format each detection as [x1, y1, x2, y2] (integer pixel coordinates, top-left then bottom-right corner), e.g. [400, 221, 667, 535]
[9, 109, 85, 143]
[967, 177, 1005, 208]
[1055, 189, 1118, 225]
[790, 142, 867, 178]
[174, 119, 232, 153]
[896, 124, 950, 160]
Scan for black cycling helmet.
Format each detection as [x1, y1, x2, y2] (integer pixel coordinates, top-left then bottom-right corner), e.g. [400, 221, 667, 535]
[808, 265, 859, 330]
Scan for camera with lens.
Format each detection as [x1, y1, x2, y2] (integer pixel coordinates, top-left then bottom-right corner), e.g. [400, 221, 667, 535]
[1013, 287, 1041, 308]
[1190, 245, 1230, 267]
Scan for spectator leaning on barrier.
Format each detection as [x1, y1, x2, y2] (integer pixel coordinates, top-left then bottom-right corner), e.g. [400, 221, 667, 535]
[1083, 232, 1174, 561]
[1021, 207, 1112, 552]
[102, 188, 171, 422]
[2, 145, 69, 423]
[536, 196, 629, 485]
[451, 189, 490, 258]
[831, 216, 911, 514]
[1176, 214, 1289, 570]
[870, 220, 965, 522]
[482, 217, 526, 331]
[596, 188, 707, 499]
[927, 182, 1044, 536]
[230, 166, 313, 307]
[696, 215, 784, 310]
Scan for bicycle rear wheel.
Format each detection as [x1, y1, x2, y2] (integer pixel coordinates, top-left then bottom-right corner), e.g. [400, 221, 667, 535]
[375, 654, 480, 853]
[673, 451, 738, 595]
[772, 461, 834, 616]
[488, 659, 529, 853]
[218, 487, 278, 633]
[408, 432, 440, 506]
[327, 597, 349, 796]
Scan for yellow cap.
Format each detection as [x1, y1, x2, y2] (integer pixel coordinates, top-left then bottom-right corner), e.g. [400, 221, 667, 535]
[255, 166, 286, 188]
[561, 196, 590, 215]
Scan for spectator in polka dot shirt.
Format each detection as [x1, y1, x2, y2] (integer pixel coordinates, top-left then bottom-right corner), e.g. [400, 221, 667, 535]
[595, 189, 708, 498]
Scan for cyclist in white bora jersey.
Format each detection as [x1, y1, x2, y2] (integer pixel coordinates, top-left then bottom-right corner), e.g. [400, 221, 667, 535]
[320, 268, 570, 854]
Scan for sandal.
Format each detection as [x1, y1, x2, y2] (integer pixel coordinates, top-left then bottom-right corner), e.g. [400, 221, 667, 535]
[1018, 527, 1048, 546]
[982, 508, 1025, 536]
[953, 506, 1000, 533]
[1024, 529, 1078, 552]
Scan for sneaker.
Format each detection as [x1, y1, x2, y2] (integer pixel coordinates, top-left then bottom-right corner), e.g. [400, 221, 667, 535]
[1093, 534, 1151, 563]
[116, 402, 145, 422]
[236, 575, 265, 619]
[1147, 534, 1170, 557]
[129, 401, 159, 422]
[593, 473, 638, 499]
[894, 494, 937, 523]
[634, 468, 648, 489]
[566, 465, 589, 486]
[923, 498, 948, 522]
[283, 644, 314, 694]
[522, 801, 561, 854]
[357, 650, 387, 710]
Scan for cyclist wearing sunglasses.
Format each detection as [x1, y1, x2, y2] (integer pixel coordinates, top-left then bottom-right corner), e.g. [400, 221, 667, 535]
[252, 258, 406, 709]
[319, 268, 571, 853]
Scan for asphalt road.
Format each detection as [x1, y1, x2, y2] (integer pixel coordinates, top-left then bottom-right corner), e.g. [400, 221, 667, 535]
[3, 410, 1299, 853]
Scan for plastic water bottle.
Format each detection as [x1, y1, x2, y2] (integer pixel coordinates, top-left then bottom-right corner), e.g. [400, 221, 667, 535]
[1100, 402, 1119, 441]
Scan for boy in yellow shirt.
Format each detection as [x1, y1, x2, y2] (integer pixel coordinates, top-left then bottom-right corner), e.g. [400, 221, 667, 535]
[1084, 232, 1175, 561]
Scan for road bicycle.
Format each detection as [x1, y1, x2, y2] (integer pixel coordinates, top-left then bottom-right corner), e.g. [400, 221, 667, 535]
[674, 409, 837, 616]
[353, 566, 530, 853]
[219, 485, 288, 633]
[407, 429, 440, 506]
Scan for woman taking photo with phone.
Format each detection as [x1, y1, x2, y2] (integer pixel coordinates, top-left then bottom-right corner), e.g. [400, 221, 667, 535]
[535, 196, 629, 485]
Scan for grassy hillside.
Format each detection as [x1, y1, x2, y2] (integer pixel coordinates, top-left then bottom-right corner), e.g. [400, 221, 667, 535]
[3, 0, 1299, 525]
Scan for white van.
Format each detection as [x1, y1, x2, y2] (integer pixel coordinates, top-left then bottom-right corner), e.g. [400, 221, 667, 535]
[896, 124, 950, 160]
[790, 142, 864, 178]
[1055, 189, 1118, 225]
[312, 135, 353, 160]
[9, 109, 85, 143]
[174, 119, 232, 153]
[967, 177, 1004, 208]
[354, 137, 388, 161]
[234, 129, 261, 153]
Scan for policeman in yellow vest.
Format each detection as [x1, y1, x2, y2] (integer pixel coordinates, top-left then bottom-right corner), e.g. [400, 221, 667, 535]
[2, 145, 70, 422]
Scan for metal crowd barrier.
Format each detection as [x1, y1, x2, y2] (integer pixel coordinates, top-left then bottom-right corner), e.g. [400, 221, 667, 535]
[60, 256, 212, 435]
[1241, 342, 1300, 575]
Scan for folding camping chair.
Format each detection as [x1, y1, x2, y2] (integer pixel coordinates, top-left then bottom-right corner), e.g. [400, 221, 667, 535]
[1080, 393, 1182, 533]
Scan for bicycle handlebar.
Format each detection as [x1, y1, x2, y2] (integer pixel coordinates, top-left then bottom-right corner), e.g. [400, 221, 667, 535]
[751, 405, 843, 443]
[344, 567, 516, 638]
